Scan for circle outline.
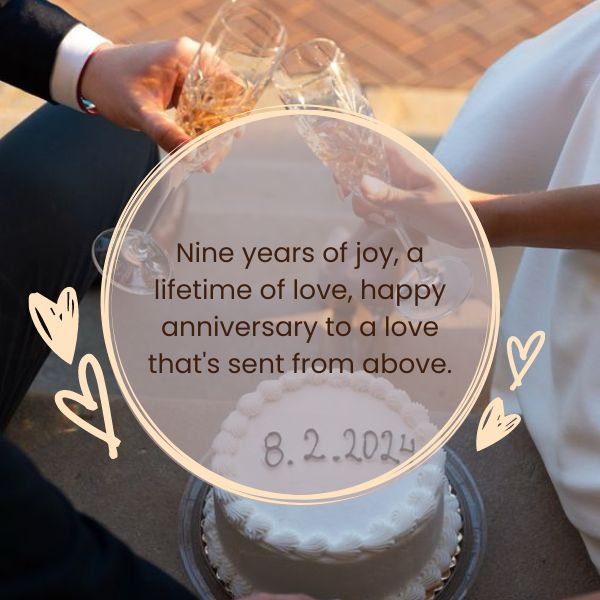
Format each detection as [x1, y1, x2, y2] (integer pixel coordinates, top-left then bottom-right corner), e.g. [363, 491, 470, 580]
[100, 106, 500, 504]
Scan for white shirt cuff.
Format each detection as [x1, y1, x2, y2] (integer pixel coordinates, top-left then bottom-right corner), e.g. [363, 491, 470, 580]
[50, 24, 111, 111]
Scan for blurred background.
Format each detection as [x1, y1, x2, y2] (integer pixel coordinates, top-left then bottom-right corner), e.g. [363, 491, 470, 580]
[0, 0, 588, 138]
[41, 0, 588, 85]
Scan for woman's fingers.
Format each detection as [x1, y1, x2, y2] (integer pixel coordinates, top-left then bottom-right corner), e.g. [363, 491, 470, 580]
[384, 142, 433, 189]
[361, 175, 419, 206]
[360, 174, 475, 249]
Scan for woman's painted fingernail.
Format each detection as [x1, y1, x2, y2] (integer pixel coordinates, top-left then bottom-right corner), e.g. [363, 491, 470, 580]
[362, 174, 387, 198]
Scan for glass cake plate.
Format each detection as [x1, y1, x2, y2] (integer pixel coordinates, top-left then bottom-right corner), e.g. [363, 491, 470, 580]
[178, 448, 486, 600]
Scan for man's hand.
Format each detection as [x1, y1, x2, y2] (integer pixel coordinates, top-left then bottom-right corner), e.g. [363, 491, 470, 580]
[80, 38, 199, 152]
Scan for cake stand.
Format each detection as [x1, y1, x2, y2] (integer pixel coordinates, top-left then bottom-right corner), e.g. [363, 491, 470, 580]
[178, 448, 486, 600]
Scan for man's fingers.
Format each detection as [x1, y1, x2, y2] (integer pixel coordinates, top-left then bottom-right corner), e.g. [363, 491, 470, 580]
[140, 110, 190, 153]
[176, 36, 201, 62]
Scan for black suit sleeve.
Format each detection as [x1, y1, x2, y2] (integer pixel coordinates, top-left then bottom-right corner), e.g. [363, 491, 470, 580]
[0, 0, 80, 101]
[0, 435, 195, 599]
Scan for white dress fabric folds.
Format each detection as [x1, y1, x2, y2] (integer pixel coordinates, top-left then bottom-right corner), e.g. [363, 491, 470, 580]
[434, 1, 600, 570]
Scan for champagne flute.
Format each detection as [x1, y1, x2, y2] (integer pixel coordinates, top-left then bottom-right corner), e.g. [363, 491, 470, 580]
[274, 38, 472, 320]
[92, 0, 287, 295]
[176, 0, 287, 138]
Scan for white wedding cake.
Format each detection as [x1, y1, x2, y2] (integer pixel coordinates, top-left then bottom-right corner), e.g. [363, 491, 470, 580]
[204, 371, 461, 600]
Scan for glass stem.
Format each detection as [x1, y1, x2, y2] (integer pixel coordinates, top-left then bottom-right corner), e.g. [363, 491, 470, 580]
[390, 223, 431, 280]
[143, 192, 170, 235]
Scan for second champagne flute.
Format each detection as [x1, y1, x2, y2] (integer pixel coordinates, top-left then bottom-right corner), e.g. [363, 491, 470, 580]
[274, 38, 472, 320]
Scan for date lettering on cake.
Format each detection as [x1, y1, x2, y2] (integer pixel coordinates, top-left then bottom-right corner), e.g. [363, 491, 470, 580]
[399, 433, 416, 455]
[263, 429, 416, 468]
[380, 430, 400, 464]
[304, 428, 326, 462]
[264, 431, 285, 467]
[344, 428, 363, 463]
[363, 430, 379, 459]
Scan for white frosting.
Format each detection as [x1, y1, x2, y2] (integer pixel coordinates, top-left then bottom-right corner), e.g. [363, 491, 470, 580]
[225, 499, 253, 524]
[402, 402, 430, 428]
[221, 412, 250, 437]
[280, 371, 306, 390]
[264, 529, 301, 551]
[296, 534, 330, 559]
[210, 455, 237, 478]
[214, 463, 443, 560]
[203, 487, 462, 600]
[385, 389, 412, 411]
[237, 393, 264, 417]
[349, 370, 372, 392]
[211, 431, 238, 455]
[206, 371, 451, 599]
[369, 377, 395, 399]
[363, 521, 397, 551]
[330, 532, 364, 559]
[256, 379, 283, 401]
[416, 422, 439, 445]
[203, 494, 253, 598]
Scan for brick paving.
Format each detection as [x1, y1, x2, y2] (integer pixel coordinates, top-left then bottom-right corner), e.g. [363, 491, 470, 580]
[52, 0, 588, 88]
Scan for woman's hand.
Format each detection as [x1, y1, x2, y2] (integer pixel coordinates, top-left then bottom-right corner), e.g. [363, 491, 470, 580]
[358, 142, 600, 252]
[356, 144, 478, 249]
[80, 38, 199, 153]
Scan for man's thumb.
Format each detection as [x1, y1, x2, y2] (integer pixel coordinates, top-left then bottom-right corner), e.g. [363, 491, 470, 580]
[141, 110, 190, 153]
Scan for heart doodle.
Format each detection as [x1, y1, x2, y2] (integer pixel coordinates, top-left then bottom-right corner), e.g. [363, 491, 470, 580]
[29, 287, 79, 365]
[476, 397, 521, 451]
[507, 330, 545, 392]
[55, 354, 121, 459]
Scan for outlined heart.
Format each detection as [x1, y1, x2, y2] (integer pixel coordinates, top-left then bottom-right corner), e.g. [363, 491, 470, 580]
[29, 287, 79, 364]
[476, 397, 521, 451]
[507, 330, 545, 392]
[55, 354, 121, 459]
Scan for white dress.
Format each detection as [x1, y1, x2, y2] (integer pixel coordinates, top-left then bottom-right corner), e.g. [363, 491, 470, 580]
[434, 1, 600, 570]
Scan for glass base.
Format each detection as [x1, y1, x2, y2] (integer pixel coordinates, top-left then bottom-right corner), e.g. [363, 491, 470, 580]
[397, 256, 473, 321]
[92, 228, 172, 296]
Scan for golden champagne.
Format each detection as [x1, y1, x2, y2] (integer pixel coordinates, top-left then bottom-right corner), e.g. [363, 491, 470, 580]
[176, 73, 256, 138]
